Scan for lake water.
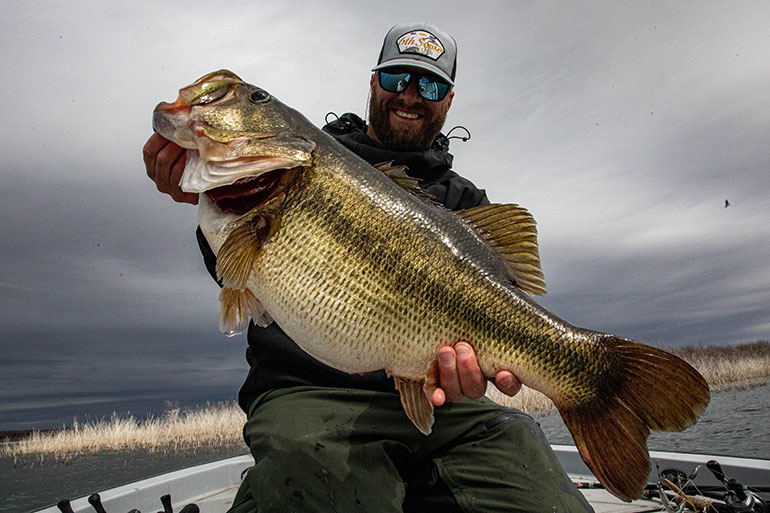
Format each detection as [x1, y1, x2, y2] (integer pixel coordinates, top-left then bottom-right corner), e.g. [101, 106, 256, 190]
[2, 382, 769, 513]
[537, 380, 770, 459]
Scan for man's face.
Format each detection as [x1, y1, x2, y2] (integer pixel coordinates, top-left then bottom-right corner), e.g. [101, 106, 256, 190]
[367, 69, 454, 151]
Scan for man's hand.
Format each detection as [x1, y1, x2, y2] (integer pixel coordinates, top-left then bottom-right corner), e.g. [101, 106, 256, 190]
[431, 342, 522, 406]
[143, 133, 198, 205]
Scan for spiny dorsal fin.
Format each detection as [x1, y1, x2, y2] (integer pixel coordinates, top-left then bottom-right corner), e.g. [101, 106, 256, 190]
[393, 376, 435, 435]
[458, 204, 547, 296]
[374, 161, 439, 205]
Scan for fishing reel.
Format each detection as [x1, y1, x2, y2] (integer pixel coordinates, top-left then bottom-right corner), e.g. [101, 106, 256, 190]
[647, 459, 769, 513]
[704, 460, 768, 513]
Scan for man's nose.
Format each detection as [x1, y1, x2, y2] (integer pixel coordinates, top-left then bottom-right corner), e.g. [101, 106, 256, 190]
[398, 79, 421, 102]
[401, 81, 420, 103]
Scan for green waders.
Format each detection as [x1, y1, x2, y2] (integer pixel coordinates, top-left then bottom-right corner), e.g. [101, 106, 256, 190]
[227, 386, 593, 513]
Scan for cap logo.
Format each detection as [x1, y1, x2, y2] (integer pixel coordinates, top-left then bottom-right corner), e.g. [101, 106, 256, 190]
[396, 30, 444, 61]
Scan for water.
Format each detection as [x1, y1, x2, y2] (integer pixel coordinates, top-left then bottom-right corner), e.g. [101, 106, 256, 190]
[0, 444, 249, 513]
[537, 381, 770, 458]
[2, 383, 769, 513]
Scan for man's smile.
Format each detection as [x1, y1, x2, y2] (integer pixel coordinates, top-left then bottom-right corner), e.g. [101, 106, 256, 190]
[393, 109, 422, 120]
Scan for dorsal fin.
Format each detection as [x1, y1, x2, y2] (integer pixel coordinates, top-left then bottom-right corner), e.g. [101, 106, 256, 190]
[458, 204, 547, 295]
[374, 161, 439, 204]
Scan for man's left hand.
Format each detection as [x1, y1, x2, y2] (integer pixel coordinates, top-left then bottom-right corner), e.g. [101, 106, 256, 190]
[432, 342, 522, 406]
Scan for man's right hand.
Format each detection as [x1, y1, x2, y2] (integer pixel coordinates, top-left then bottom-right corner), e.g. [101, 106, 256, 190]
[143, 133, 198, 205]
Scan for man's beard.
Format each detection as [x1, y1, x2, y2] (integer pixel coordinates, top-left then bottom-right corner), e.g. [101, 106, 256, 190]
[368, 89, 449, 151]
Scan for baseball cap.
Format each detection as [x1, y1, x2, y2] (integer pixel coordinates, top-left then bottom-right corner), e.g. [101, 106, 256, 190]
[372, 22, 457, 86]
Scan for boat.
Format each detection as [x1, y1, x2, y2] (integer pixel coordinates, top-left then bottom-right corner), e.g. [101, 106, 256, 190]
[36, 445, 770, 513]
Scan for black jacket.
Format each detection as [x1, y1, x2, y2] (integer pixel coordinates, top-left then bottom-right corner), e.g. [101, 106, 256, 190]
[196, 113, 490, 412]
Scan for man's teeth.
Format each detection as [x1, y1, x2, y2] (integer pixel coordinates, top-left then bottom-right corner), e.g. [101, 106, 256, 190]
[395, 110, 420, 119]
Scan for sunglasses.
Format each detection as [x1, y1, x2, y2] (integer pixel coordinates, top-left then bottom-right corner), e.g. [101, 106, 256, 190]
[378, 70, 451, 101]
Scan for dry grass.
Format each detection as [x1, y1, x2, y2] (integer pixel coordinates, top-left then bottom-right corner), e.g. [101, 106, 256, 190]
[672, 340, 770, 391]
[3, 342, 769, 460]
[1, 402, 245, 462]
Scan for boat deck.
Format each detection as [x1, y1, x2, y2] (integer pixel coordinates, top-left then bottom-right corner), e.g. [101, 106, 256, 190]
[188, 484, 664, 513]
[39, 448, 770, 513]
[187, 481, 665, 513]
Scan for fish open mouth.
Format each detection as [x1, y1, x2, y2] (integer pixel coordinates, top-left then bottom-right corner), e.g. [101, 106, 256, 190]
[205, 169, 286, 215]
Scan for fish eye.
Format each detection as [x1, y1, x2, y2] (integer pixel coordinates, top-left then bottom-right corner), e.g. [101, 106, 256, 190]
[249, 89, 271, 103]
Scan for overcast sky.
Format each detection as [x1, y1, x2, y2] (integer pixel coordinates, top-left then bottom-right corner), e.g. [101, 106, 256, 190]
[1, 1, 769, 430]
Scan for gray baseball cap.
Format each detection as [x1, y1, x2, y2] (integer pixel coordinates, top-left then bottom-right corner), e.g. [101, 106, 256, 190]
[372, 22, 457, 86]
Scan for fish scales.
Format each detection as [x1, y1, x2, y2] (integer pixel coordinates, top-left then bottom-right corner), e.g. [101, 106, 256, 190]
[153, 70, 709, 501]
[253, 154, 551, 382]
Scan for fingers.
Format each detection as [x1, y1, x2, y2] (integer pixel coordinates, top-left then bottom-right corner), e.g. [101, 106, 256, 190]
[494, 370, 522, 397]
[143, 133, 198, 205]
[431, 387, 446, 407]
[436, 346, 462, 403]
[435, 342, 487, 404]
[432, 342, 522, 406]
[454, 342, 487, 399]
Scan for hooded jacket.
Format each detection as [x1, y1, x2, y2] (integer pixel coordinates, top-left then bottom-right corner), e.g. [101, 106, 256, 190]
[196, 113, 490, 411]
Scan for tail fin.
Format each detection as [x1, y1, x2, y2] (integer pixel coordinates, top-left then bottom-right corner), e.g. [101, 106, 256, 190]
[557, 335, 709, 501]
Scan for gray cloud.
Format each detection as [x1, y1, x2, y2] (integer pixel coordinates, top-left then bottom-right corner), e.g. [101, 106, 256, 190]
[2, 1, 768, 429]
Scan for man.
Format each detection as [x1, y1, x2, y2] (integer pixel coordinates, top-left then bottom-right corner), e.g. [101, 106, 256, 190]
[144, 21, 593, 513]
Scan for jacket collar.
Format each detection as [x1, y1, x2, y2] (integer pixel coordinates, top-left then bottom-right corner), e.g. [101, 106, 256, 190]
[322, 113, 454, 183]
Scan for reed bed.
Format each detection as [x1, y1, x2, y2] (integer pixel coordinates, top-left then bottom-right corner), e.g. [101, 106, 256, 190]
[672, 340, 770, 391]
[2, 402, 245, 462]
[3, 342, 769, 460]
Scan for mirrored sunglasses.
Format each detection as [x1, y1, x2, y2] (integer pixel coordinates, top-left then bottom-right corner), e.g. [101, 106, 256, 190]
[378, 70, 451, 101]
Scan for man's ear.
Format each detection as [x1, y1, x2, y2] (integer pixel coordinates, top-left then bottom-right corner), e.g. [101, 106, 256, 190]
[446, 89, 455, 110]
[370, 73, 377, 92]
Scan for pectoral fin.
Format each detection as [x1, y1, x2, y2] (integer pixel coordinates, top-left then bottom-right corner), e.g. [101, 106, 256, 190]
[216, 201, 281, 290]
[394, 376, 435, 435]
[458, 204, 547, 296]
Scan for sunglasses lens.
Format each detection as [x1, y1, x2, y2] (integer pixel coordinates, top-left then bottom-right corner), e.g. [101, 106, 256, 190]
[418, 77, 450, 101]
[379, 71, 410, 93]
[378, 71, 450, 101]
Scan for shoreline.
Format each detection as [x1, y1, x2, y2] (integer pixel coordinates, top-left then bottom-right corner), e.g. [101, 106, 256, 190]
[3, 341, 769, 460]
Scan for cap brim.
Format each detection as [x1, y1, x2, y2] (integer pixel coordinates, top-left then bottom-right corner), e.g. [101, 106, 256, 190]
[373, 59, 454, 86]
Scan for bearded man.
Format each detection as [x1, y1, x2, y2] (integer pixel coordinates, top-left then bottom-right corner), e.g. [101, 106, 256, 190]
[143, 21, 593, 513]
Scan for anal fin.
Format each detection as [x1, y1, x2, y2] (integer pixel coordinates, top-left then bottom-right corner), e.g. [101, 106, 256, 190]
[394, 376, 435, 435]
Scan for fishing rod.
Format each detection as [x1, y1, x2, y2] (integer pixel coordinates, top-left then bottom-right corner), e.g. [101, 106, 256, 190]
[643, 459, 769, 512]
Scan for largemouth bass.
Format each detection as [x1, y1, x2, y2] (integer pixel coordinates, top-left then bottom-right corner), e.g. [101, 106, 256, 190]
[152, 70, 709, 501]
